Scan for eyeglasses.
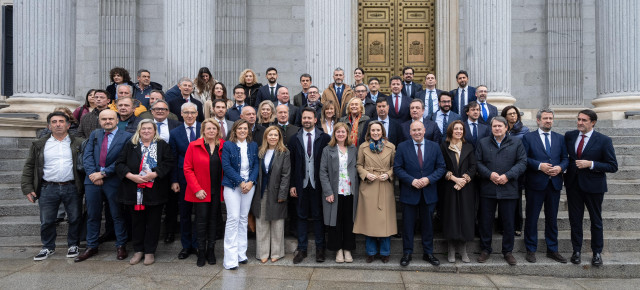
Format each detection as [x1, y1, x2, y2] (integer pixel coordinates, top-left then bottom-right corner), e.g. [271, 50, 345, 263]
[308, 91, 319, 95]
[152, 108, 168, 111]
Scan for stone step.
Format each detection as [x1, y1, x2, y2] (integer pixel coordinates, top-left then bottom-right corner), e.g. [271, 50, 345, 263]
[0, 171, 23, 183]
[618, 155, 640, 167]
[552, 126, 640, 136]
[541, 211, 640, 231]
[0, 159, 27, 172]
[611, 145, 640, 156]
[552, 195, 640, 212]
[601, 179, 640, 194]
[0, 148, 29, 159]
[608, 166, 640, 180]
[0, 137, 37, 148]
[0, 184, 23, 200]
[611, 136, 640, 145]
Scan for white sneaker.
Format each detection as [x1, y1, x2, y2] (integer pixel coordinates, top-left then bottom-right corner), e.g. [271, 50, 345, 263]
[66, 246, 79, 258]
[34, 249, 55, 261]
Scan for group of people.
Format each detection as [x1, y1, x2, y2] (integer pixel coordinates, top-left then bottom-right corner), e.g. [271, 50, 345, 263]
[22, 66, 618, 270]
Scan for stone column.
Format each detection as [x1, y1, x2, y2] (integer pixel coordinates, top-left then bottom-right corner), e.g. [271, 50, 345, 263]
[463, 0, 515, 109]
[215, 0, 246, 85]
[436, 0, 460, 91]
[99, 0, 137, 88]
[305, 0, 355, 90]
[164, 0, 216, 87]
[592, 0, 640, 120]
[1, 0, 80, 118]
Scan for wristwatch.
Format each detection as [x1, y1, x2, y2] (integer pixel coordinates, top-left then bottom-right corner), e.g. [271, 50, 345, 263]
[100, 170, 106, 177]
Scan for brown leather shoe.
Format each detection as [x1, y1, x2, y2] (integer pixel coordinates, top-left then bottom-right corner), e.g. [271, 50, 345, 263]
[546, 251, 567, 264]
[525, 251, 536, 263]
[380, 255, 390, 263]
[365, 255, 375, 263]
[477, 251, 490, 263]
[504, 252, 517, 266]
[74, 248, 98, 262]
[116, 246, 128, 260]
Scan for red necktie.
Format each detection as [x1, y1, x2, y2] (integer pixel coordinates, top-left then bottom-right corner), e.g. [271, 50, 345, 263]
[416, 143, 423, 168]
[394, 95, 399, 114]
[577, 134, 586, 159]
[99, 131, 110, 167]
[220, 121, 226, 139]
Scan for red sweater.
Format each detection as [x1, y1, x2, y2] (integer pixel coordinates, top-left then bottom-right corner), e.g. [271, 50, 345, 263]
[183, 138, 225, 203]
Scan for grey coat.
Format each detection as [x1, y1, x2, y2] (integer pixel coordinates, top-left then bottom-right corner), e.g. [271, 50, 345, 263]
[319, 144, 359, 227]
[251, 150, 291, 221]
[475, 135, 527, 199]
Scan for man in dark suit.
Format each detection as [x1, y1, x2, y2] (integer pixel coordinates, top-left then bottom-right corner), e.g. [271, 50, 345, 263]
[475, 85, 498, 125]
[293, 73, 312, 108]
[255, 67, 283, 106]
[415, 73, 442, 119]
[366, 77, 388, 103]
[450, 70, 476, 115]
[290, 108, 331, 264]
[359, 97, 402, 145]
[76, 110, 132, 262]
[168, 77, 204, 123]
[388, 76, 411, 123]
[521, 109, 569, 264]
[210, 99, 233, 139]
[227, 85, 248, 122]
[401, 66, 423, 99]
[239, 106, 266, 147]
[463, 101, 491, 148]
[401, 99, 441, 144]
[429, 91, 461, 135]
[274, 104, 300, 148]
[169, 102, 201, 260]
[394, 120, 446, 267]
[276, 87, 301, 126]
[564, 109, 618, 267]
[475, 116, 527, 266]
[354, 83, 377, 119]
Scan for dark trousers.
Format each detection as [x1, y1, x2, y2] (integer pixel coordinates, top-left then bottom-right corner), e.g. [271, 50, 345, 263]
[178, 183, 197, 249]
[195, 198, 220, 251]
[129, 204, 163, 254]
[297, 185, 324, 251]
[479, 197, 517, 254]
[524, 182, 560, 253]
[163, 189, 179, 235]
[566, 182, 604, 254]
[497, 188, 523, 232]
[287, 196, 299, 235]
[326, 195, 355, 251]
[38, 183, 81, 250]
[402, 196, 436, 255]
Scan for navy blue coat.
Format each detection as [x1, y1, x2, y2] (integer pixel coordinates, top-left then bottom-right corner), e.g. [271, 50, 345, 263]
[401, 82, 423, 99]
[388, 93, 412, 123]
[288, 128, 331, 193]
[169, 122, 201, 184]
[255, 84, 284, 107]
[394, 139, 446, 205]
[83, 128, 133, 185]
[450, 86, 477, 115]
[477, 102, 499, 125]
[168, 96, 205, 123]
[463, 121, 490, 148]
[475, 135, 527, 199]
[221, 141, 259, 188]
[522, 130, 569, 191]
[400, 118, 442, 144]
[564, 130, 618, 193]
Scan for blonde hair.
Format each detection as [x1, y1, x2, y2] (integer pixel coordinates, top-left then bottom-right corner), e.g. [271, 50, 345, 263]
[346, 97, 364, 117]
[131, 119, 160, 144]
[201, 118, 221, 146]
[328, 122, 353, 147]
[258, 126, 288, 158]
[238, 69, 257, 85]
[257, 100, 276, 124]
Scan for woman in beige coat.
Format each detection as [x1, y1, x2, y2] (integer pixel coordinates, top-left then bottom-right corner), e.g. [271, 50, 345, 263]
[353, 120, 397, 263]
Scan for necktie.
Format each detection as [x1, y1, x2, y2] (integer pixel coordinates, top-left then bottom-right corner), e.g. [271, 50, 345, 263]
[481, 102, 488, 122]
[442, 113, 448, 134]
[406, 84, 411, 96]
[99, 131, 110, 167]
[220, 121, 226, 139]
[381, 120, 387, 133]
[460, 89, 466, 113]
[282, 124, 287, 132]
[427, 91, 434, 116]
[416, 143, 423, 168]
[270, 87, 275, 99]
[543, 133, 551, 156]
[394, 95, 399, 114]
[336, 86, 343, 103]
[237, 105, 243, 114]
[577, 134, 586, 158]
[306, 132, 312, 157]
[156, 122, 162, 136]
[472, 123, 478, 143]
[189, 126, 196, 142]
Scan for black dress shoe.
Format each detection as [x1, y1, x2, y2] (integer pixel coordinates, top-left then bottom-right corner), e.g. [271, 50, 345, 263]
[293, 250, 307, 264]
[366, 255, 375, 263]
[315, 248, 326, 263]
[164, 233, 175, 244]
[178, 248, 193, 259]
[591, 253, 602, 267]
[239, 259, 248, 264]
[571, 252, 581, 264]
[97, 233, 116, 244]
[207, 248, 216, 265]
[546, 252, 567, 264]
[526, 251, 536, 263]
[422, 254, 440, 266]
[400, 254, 412, 266]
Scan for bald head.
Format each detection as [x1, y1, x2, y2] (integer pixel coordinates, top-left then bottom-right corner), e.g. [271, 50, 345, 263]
[99, 109, 118, 132]
[276, 104, 289, 124]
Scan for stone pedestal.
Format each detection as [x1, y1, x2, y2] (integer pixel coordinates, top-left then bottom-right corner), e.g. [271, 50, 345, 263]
[592, 0, 640, 120]
[463, 0, 515, 109]
[0, 0, 80, 122]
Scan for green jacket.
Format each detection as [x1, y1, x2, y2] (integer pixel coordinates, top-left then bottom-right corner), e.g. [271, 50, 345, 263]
[21, 134, 85, 197]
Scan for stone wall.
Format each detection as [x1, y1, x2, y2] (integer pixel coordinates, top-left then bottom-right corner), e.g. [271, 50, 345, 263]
[75, 0, 100, 100]
[137, 0, 165, 87]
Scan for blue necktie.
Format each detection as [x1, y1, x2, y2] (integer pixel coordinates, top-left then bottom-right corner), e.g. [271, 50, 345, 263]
[156, 122, 162, 136]
[336, 86, 343, 103]
[481, 102, 488, 122]
[442, 113, 448, 134]
[427, 91, 434, 116]
[189, 126, 196, 142]
[543, 133, 551, 156]
[472, 123, 478, 143]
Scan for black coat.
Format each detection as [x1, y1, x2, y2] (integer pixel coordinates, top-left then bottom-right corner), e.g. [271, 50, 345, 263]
[116, 140, 175, 206]
[439, 142, 477, 241]
[289, 128, 331, 193]
[475, 135, 527, 199]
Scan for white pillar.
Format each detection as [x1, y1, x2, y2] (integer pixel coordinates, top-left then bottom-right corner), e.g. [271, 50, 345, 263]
[305, 0, 355, 91]
[592, 0, 640, 120]
[99, 0, 137, 89]
[164, 0, 216, 87]
[463, 0, 515, 109]
[436, 0, 460, 91]
[1, 0, 80, 117]
[214, 0, 247, 85]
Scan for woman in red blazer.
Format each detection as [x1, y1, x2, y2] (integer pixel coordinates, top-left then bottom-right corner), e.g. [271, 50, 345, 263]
[183, 119, 225, 267]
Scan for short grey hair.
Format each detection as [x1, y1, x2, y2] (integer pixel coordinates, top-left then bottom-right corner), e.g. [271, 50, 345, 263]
[116, 83, 133, 93]
[410, 98, 425, 109]
[178, 77, 193, 86]
[181, 102, 198, 112]
[536, 108, 555, 120]
[151, 99, 168, 109]
[137, 69, 150, 77]
[241, 105, 256, 115]
[490, 116, 508, 127]
[334, 67, 344, 73]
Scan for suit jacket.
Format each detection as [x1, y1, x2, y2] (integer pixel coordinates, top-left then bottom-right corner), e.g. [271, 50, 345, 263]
[387, 93, 412, 123]
[401, 118, 442, 144]
[429, 110, 462, 135]
[226, 103, 245, 122]
[522, 130, 569, 191]
[363, 97, 377, 119]
[168, 96, 205, 123]
[289, 128, 331, 193]
[164, 85, 181, 103]
[402, 82, 423, 99]
[319, 145, 359, 226]
[416, 88, 442, 119]
[450, 86, 477, 114]
[293, 91, 308, 108]
[275, 123, 300, 149]
[282, 103, 302, 126]
[131, 117, 181, 136]
[463, 121, 490, 148]
[564, 130, 618, 193]
[255, 84, 283, 107]
[358, 117, 403, 146]
[215, 118, 234, 139]
[83, 128, 133, 185]
[394, 139, 446, 205]
[477, 102, 498, 125]
[251, 124, 266, 148]
[169, 122, 201, 184]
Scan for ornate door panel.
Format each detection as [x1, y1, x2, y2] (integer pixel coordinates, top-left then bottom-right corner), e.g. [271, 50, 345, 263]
[358, 0, 436, 93]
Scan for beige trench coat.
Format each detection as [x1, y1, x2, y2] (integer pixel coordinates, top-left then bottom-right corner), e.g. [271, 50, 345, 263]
[352, 141, 397, 237]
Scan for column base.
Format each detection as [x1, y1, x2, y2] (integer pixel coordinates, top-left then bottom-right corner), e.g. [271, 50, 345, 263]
[0, 97, 81, 137]
[486, 94, 516, 111]
[548, 107, 589, 120]
[591, 95, 640, 120]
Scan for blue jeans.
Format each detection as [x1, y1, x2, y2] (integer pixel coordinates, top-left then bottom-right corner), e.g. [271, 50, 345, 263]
[85, 182, 127, 248]
[365, 236, 390, 256]
[39, 183, 81, 250]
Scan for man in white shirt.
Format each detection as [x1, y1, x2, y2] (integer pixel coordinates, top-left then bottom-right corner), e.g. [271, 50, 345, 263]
[416, 73, 441, 119]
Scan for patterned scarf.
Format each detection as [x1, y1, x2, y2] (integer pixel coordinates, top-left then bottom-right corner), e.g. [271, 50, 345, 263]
[369, 139, 384, 154]
[349, 114, 361, 146]
[135, 141, 158, 211]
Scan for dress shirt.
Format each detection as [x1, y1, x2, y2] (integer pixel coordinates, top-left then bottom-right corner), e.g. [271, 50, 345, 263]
[156, 118, 170, 143]
[538, 128, 552, 149]
[574, 129, 594, 169]
[378, 116, 390, 133]
[43, 135, 74, 182]
[237, 140, 250, 180]
[303, 129, 315, 156]
[392, 94, 402, 109]
[412, 139, 425, 159]
[100, 127, 118, 172]
[479, 101, 489, 120]
[494, 136, 503, 148]
[264, 149, 274, 174]
[370, 92, 379, 102]
[184, 123, 197, 142]
[435, 110, 450, 133]
[458, 86, 469, 112]
[424, 89, 438, 116]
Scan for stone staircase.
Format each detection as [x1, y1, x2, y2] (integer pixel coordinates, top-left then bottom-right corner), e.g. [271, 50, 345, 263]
[1, 124, 639, 278]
